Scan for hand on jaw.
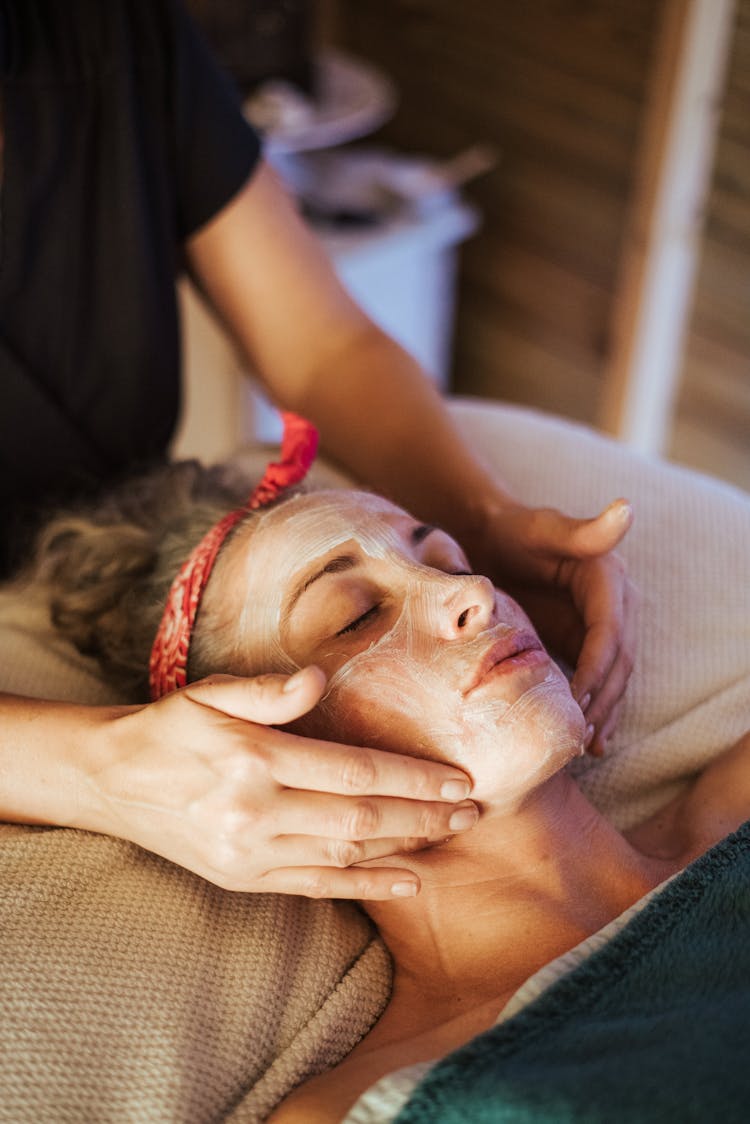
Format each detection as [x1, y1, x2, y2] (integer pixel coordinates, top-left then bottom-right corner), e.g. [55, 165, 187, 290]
[72, 665, 477, 898]
[466, 496, 638, 757]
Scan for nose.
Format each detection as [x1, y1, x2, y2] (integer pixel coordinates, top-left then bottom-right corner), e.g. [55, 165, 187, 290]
[439, 575, 496, 640]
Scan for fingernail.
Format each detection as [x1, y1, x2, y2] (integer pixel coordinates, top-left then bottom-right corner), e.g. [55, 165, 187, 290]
[612, 500, 632, 522]
[584, 723, 595, 748]
[449, 802, 479, 832]
[391, 881, 418, 897]
[282, 669, 307, 693]
[578, 692, 591, 713]
[440, 778, 471, 801]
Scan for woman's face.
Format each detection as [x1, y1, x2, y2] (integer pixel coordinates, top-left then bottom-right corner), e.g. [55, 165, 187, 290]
[218, 491, 586, 805]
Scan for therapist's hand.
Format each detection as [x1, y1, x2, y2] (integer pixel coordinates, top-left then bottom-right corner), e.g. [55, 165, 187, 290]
[483, 498, 637, 756]
[82, 667, 476, 897]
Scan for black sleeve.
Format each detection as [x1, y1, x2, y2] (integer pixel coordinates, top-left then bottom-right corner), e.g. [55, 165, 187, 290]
[166, 0, 263, 238]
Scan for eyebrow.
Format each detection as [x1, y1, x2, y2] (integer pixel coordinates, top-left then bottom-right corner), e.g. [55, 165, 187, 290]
[284, 524, 438, 620]
[412, 523, 437, 545]
[286, 554, 359, 619]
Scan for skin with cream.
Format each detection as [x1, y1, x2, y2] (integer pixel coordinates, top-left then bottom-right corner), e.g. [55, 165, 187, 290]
[205, 490, 586, 805]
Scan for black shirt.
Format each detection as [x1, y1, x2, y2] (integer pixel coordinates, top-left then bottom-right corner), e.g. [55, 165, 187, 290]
[0, 0, 261, 573]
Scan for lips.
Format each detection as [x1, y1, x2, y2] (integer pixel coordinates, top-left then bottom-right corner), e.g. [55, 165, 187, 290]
[462, 630, 545, 696]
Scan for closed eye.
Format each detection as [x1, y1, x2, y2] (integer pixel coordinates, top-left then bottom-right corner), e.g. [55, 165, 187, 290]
[337, 604, 380, 636]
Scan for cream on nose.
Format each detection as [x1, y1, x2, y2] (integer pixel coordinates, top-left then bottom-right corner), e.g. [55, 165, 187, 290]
[440, 575, 496, 639]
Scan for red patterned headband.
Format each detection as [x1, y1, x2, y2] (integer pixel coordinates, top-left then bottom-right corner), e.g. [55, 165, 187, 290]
[148, 412, 319, 700]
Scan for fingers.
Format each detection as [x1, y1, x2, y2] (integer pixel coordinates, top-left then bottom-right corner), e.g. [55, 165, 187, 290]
[181, 665, 327, 725]
[524, 499, 633, 562]
[568, 557, 624, 702]
[267, 834, 439, 871]
[147, 668, 479, 898]
[271, 790, 479, 843]
[266, 735, 472, 803]
[584, 581, 638, 752]
[255, 865, 422, 901]
[517, 498, 637, 755]
[182, 669, 474, 800]
[588, 699, 625, 758]
[562, 499, 633, 559]
[570, 559, 638, 754]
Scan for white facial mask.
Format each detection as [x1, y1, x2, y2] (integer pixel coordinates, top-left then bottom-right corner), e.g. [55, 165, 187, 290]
[235, 490, 407, 673]
[321, 585, 581, 781]
[232, 491, 585, 791]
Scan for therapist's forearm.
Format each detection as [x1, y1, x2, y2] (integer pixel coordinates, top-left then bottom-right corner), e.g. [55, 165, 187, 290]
[0, 692, 112, 827]
[185, 160, 517, 562]
[295, 321, 516, 564]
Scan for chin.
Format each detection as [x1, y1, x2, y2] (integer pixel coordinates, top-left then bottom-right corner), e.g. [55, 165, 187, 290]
[450, 673, 587, 804]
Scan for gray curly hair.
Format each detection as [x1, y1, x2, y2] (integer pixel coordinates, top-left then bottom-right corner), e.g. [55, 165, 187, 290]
[18, 460, 290, 701]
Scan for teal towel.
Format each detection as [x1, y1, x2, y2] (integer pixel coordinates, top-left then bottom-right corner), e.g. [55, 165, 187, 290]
[396, 821, 750, 1123]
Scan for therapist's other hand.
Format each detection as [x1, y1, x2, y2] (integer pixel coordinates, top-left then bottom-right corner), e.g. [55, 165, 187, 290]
[84, 666, 476, 897]
[485, 498, 637, 756]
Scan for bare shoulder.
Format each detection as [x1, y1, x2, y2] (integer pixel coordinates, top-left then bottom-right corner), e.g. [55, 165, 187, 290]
[267, 1035, 431, 1124]
[265, 1040, 409, 1124]
[266, 1048, 409, 1124]
[267, 992, 503, 1124]
[678, 729, 750, 851]
[628, 729, 750, 863]
[266, 1078, 349, 1124]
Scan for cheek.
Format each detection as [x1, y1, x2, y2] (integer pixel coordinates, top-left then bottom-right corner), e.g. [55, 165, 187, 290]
[296, 651, 460, 765]
[288, 631, 586, 802]
[325, 659, 443, 753]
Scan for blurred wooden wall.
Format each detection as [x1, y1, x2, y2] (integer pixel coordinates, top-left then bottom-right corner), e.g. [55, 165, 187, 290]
[324, 0, 749, 490]
[670, 0, 750, 487]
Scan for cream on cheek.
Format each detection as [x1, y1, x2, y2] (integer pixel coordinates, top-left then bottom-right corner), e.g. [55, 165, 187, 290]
[319, 587, 586, 798]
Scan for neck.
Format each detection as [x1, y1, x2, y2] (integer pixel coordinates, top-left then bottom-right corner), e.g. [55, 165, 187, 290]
[364, 772, 671, 1012]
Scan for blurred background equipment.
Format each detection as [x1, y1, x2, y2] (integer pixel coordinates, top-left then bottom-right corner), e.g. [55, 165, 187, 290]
[179, 3, 487, 450]
[182, 1, 749, 492]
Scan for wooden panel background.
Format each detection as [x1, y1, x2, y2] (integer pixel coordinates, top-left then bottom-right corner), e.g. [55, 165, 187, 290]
[670, 0, 750, 488]
[324, 0, 749, 491]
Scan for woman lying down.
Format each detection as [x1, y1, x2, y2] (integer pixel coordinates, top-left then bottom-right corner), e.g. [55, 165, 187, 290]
[27, 418, 750, 1122]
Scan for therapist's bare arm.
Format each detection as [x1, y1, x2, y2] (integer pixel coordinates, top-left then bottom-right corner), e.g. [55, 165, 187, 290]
[185, 160, 638, 751]
[0, 668, 475, 897]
